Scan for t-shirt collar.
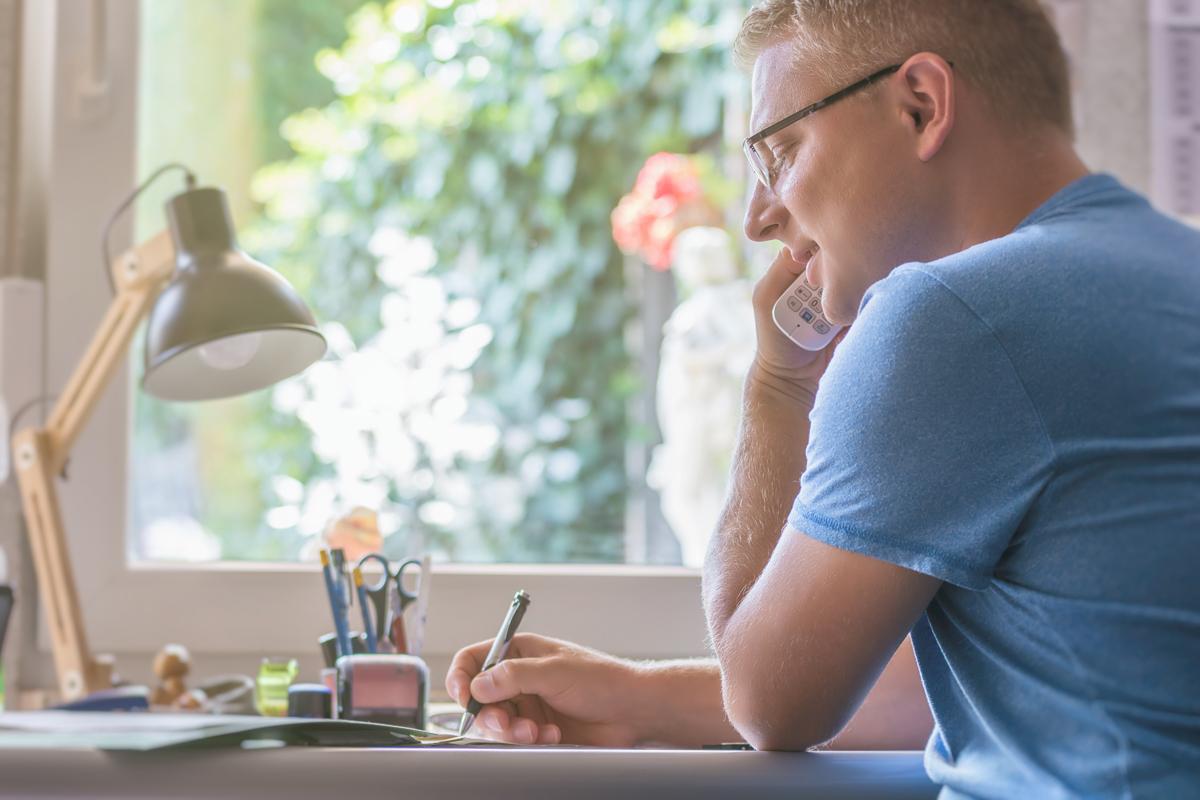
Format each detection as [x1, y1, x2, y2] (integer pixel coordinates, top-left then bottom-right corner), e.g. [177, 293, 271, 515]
[1016, 172, 1123, 230]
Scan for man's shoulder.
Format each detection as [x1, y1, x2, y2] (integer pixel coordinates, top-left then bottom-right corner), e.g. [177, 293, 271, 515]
[906, 223, 1077, 294]
[850, 225, 1099, 367]
[865, 195, 1185, 334]
[907, 176, 1197, 299]
[858, 249, 1016, 332]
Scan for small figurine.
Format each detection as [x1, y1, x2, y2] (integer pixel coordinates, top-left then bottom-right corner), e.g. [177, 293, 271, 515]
[150, 643, 192, 708]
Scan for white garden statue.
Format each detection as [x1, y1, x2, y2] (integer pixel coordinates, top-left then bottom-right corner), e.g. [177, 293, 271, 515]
[647, 226, 756, 567]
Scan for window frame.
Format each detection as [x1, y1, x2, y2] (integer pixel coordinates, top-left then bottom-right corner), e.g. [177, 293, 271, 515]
[27, 0, 710, 680]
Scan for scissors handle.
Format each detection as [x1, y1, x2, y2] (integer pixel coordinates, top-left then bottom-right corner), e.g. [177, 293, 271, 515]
[391, 558, 424, 606]
[352, 554, 390, 644]
[355, 553, 392, 593]
[354, 554, 424, 646]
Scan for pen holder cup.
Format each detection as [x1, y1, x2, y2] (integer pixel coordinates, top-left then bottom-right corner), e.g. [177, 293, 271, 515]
[336, 653, 428, 729]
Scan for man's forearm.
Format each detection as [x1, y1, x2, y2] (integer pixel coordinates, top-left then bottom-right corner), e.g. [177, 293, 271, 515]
[702, 363, 815, 647]
[630, 646, 933, 750]
[634, 659, 741, 747]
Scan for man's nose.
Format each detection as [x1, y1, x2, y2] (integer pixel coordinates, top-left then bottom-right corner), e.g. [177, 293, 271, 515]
[743, 179, 784, 243]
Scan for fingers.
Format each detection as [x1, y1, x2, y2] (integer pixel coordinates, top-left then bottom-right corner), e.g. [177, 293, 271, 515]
[444, 637, 512, 705]
[472, 703, 558, 745]
[445, 633, 554, 707]
[469, 657, 555, 705]
[538, 723, 562, 745]
[450, 653, 564, 745]
[752, 248, 807, 315]
[445, 659, 482, 708]
[478, 705, 534, 743]
[474, 701, 517, 735]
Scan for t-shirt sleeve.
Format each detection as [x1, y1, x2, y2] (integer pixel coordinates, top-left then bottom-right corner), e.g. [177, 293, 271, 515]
[789, 268, 1054, 590]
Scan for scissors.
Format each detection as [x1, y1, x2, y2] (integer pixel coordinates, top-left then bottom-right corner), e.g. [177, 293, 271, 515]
[355, 553, 424, 653]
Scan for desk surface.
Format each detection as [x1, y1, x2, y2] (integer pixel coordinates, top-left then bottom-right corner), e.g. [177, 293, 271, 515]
[0, 746, 936, 799]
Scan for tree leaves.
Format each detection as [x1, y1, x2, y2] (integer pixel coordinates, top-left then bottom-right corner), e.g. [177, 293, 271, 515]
[250, 0, 732, 562]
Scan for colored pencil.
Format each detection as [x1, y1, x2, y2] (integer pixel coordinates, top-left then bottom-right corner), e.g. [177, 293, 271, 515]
[319, 549, 353, 658]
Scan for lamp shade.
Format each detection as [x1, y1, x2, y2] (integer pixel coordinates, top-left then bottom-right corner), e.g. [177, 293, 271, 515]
[141, 187, 326, 401]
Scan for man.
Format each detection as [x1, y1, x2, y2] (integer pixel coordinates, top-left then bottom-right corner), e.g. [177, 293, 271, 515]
[447, 1, 1200, 795]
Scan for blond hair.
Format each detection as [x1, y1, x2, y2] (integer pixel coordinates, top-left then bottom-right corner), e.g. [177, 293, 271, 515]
[734, 0, 1073, 136]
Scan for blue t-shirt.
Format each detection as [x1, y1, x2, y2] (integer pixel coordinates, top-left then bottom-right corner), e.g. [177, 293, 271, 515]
[789, 174, 1200, 799]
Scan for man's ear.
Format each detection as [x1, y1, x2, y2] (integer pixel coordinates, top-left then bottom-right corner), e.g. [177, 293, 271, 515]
[895, 53, 955, 162]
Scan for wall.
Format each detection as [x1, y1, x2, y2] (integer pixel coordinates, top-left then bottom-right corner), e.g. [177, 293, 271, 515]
[0, 0, 20, 278]
[1056, 0, 1153, 193]
[0, 0, 25, 705]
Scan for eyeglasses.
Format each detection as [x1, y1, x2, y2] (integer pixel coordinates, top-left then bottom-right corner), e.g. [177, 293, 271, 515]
[743, 63, 902, 188]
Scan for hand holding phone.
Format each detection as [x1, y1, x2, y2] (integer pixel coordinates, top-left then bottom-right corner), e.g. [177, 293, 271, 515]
[771, 273, 843, 351]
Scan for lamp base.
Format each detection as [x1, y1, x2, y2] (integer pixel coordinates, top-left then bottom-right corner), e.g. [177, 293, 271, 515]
[64, 654, 115, 700]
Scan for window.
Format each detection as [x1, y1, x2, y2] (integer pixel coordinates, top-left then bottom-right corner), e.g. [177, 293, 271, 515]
[32, 0, 753, 670]
[129, 0, 750, 568]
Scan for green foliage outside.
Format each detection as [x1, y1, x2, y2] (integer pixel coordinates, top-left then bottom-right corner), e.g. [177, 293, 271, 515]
[134, 0, 372, 561]
[136, 0, 745, 563]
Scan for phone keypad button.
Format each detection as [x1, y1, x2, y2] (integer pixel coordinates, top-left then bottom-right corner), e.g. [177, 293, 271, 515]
[813, 321, 830, 334]
[787, 296, 802, 312]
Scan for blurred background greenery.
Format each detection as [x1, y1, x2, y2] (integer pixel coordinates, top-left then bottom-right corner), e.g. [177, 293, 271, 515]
[131, 0, 745, 564]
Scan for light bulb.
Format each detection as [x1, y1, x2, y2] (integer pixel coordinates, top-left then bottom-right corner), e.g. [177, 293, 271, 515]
[197, 332, 262, 370]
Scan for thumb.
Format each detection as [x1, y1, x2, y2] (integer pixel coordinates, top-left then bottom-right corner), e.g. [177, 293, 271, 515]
[763, 248, 808, 295]
[470, 658, 555, 704]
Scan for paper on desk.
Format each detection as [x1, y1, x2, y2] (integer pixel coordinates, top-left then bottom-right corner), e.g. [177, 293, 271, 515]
[0, 711, 497, 751]
[0, 711, 255, 750]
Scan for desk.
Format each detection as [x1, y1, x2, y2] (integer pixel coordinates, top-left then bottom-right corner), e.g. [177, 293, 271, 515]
[0, 746, 936, 799]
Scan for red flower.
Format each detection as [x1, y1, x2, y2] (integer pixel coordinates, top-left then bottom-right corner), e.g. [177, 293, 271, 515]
[611, 152, 707, 270]
[637, 153, 702, 205]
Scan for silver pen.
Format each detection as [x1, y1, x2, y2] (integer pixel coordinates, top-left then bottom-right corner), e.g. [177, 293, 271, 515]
[458, 590, 532, 737]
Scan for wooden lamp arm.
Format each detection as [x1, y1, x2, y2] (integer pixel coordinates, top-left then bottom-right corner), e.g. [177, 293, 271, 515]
[11, 230, 175, 700]
[46, 230, 176, 466]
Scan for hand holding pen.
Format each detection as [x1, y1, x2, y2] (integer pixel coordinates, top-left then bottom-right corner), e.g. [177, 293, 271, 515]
[445, 630, 649, 747]
[458, 590, 531, 736]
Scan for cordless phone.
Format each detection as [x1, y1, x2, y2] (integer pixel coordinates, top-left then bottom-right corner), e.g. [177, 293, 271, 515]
[771, 273, 843, 351]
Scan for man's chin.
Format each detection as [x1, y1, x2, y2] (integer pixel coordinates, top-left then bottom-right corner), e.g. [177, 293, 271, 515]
[818, 290, 840, 323]
[820, 278, 872, 326]
[821, 297, 858, 328]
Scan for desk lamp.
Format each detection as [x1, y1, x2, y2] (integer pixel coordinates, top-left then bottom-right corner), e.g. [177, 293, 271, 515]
[9, 164, 326, 700]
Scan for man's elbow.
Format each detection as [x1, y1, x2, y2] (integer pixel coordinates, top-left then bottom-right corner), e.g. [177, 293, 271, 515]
[722, 674, 844, 751]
